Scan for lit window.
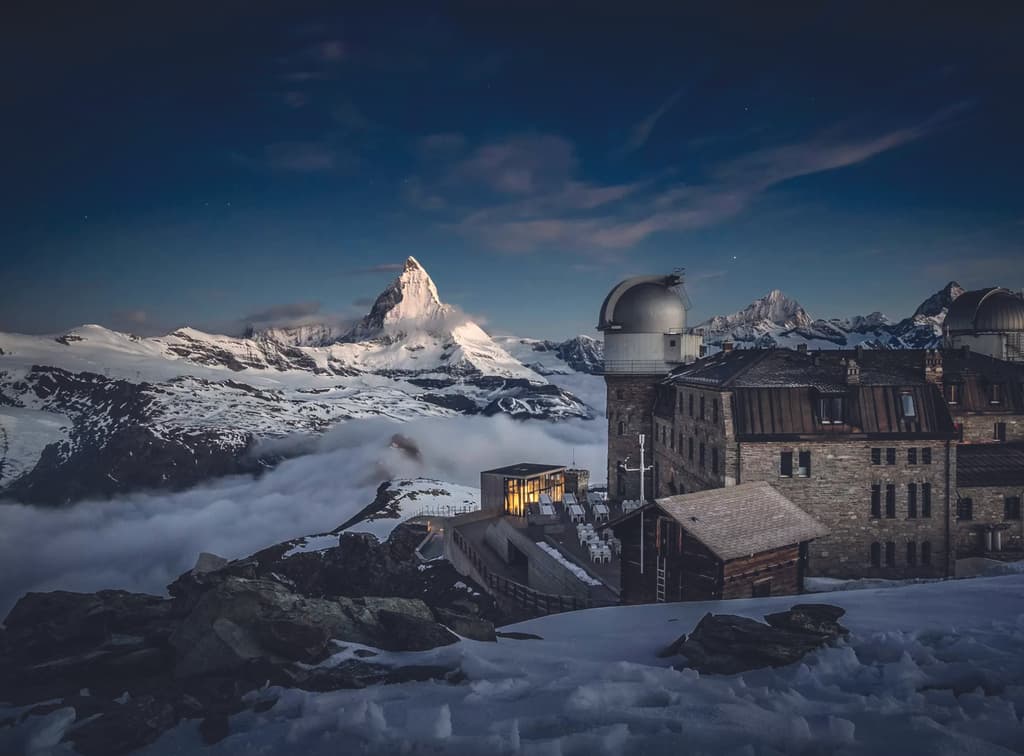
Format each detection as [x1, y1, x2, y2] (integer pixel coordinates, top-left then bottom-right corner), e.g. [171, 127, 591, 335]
[946, 383, 960, 404]
[901, 392, 916, 417]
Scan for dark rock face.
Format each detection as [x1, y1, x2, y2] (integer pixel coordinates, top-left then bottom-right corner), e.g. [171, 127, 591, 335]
[1, 524, 495, 755]
[669, 604, 848, 675]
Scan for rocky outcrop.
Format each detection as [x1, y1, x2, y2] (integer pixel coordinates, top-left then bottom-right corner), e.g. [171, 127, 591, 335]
[0, 523, 497, 754]
[667, 604, 849, 675]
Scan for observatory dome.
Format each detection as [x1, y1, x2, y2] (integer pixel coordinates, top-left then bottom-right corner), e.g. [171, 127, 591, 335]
[945, 288, 1024, 336]
[598, 276, 687, 334]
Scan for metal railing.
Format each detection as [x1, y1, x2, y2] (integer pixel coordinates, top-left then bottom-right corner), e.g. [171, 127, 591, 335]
[412, 503, 478, 519]
[601, 360, 680, 374]
[451, 528, 589, 614]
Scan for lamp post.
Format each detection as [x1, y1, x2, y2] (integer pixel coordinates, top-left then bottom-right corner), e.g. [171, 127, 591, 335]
[619, 433, 654, 574]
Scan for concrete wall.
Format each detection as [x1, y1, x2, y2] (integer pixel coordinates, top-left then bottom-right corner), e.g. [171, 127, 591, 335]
[605, 376, 658, 501]
[955, 485, 1024, 555]
[479, 472, 505, 512]
[738, 440, 955, 579]
[493, 519, 590, 599]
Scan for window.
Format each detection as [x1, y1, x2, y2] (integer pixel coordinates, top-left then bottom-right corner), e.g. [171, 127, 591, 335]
[871, 448, 881, 465]
[946, 383, 960, 404]
[870, 542, 881, 567]
[617, 421, 624, 436]
[616, 388, 624, 400]
[907, 483, 917, 518]
[661, 425, 667, 444]
[669, 339, 677, 347]
[712, 399, 719, 424]
[990, 383, 1003, 405]
[921, 541, 932, 565]
[780, 451, 793, 478]
[901, 392, 916, 417]
[699, 443, 706, 469]
[886, 448, 896, 465]
[922, 483, 931, 518]
[908, 448, 917, 465]
[957, 497, 973, 521]
[751, 578, 772, 598]
[994, 422, 1007, 442]
[871, 485, 881, 518]
[688, 437, 694, 462]
[1006, 496, 1022, 521]
[885, 484, 896, 518]
[885, 541, 896, 567]
[922, 447, 932, 465]
[907, 541, 917, 566]
[797, 450, 811, 478]
[689, 394, 694, 417]
[711, 447, 719, 475]
[818, 395, 845, 424]
[700, 395, 706, 420]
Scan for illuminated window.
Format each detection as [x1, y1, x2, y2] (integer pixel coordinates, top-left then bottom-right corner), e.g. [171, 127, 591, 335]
[901, 393, 916, 417]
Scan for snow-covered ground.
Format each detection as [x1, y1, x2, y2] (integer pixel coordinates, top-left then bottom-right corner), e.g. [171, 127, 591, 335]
[0, 407, 71, 484]
[338, 477, 480, 541]
[21, 572, 1009, 755]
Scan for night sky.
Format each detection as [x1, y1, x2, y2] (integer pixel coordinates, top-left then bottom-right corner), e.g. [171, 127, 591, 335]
[4, 2, 1023, 340]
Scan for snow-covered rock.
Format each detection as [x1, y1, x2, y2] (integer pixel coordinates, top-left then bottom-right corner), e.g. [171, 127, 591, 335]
[695, 281, 965, 351]
[494, 335, 604, 376]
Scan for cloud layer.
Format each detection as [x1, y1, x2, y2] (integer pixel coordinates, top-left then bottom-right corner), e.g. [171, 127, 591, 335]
[0, 415, 607, 617]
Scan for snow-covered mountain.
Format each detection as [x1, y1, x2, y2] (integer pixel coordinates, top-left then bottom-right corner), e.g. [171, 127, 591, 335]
[695, 281, 965, 351]
[494, 334, 604, 376]
[0, 258, 594, 504]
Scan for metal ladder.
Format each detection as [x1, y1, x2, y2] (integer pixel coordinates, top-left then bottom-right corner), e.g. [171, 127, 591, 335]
[655, 558, 666, 603]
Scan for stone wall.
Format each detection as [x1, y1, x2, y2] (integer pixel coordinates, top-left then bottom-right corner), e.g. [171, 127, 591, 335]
[605, 376, 659, 500]
[953, 412, 1024, 443]
[651, 385, 732, 497]
[738, 440, 955, 579]
[954, 485, 1024, 555]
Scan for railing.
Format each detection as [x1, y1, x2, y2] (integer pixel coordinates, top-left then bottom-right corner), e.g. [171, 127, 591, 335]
[601, 360, 681, 374]
[451, 528, 589, 614]
[412, 503, 478, 519]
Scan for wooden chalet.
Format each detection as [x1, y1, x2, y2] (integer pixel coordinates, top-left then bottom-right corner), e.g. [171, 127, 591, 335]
[611, 481, 828, 603]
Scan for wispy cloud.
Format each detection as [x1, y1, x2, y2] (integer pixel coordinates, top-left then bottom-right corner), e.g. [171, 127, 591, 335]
[346, 263, 406, 274]
[243, 301, 323, 325]
[624, 87, 687, 153]
[411, 104, 970, 255]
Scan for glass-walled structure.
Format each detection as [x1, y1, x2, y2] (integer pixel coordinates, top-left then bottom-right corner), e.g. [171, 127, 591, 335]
[480, 464, 566, 517]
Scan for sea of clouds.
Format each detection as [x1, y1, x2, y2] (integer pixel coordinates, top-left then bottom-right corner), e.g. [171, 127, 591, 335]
[0, 414, 607, 617]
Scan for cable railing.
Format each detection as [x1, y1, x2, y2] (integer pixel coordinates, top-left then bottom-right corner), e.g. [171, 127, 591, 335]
[600, 360, 679, 374]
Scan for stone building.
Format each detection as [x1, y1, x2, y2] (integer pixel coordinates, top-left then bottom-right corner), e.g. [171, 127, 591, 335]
[938, 348, 1024, 443]
[649, 348, 959, 579]
[955, 443, 1024, 557]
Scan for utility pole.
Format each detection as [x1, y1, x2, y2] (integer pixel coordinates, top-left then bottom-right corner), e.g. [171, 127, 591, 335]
[619, 433, 654, 573]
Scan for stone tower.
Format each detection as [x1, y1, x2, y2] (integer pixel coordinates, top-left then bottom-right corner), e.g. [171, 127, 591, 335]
[598, 273, 702, 501]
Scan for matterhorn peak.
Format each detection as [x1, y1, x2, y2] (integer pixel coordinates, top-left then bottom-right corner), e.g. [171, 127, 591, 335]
[342, 256, 453, 341]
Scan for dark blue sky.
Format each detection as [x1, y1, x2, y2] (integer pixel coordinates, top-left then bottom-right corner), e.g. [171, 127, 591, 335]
[3, 2, 1022, 339]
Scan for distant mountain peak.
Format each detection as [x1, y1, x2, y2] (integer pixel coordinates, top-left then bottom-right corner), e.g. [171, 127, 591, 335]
[696, 289, 811, 336]
[913, 281, 964, 319]
[344, 257, 451, 341]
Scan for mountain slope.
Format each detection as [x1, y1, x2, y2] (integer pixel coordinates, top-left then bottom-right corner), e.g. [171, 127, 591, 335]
[695, 281, 965, 350]
[0, 259, 591, 504]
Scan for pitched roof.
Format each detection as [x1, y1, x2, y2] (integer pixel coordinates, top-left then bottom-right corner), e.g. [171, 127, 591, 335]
[957, 443, 1024, 488]
[652, 482, 828, 561]
[731, 384, 956, 439]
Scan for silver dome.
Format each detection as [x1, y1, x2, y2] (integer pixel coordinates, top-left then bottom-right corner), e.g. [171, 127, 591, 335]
[598, 275, 686, 334]
[945, 287, 1024, 335]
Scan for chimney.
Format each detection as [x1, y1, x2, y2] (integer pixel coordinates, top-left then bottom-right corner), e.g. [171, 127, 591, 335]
[796, 344, 807, 353]
[844, 357, 861, 385]
[722, 341, 734, 353]
[855, 345, 864, 360]
[924, 349, 944, 386]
